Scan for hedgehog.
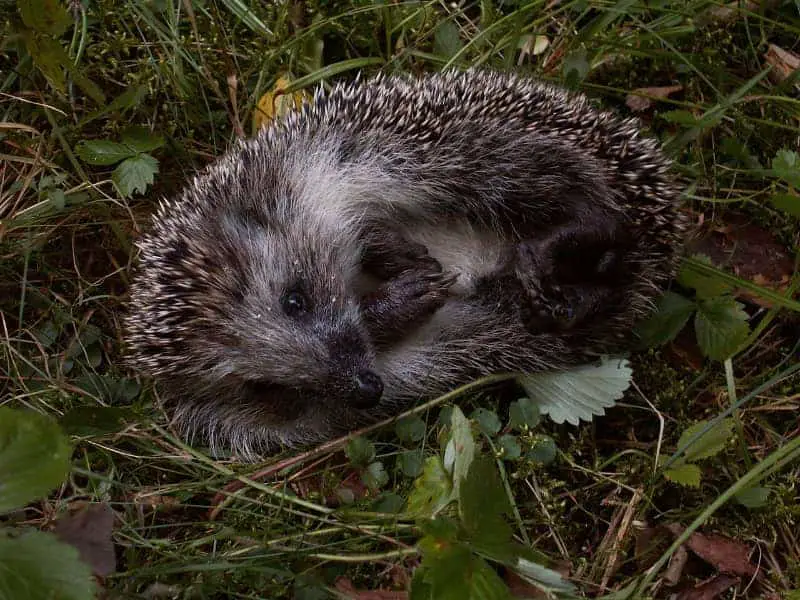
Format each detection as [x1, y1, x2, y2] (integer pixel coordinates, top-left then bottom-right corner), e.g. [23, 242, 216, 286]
[125, 69, 686, 459]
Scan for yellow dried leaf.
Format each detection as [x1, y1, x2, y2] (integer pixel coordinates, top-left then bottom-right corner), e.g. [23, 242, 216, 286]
[252, 76, 308, 134]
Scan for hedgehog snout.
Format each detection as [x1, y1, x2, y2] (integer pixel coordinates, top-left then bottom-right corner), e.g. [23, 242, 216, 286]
[349, 369, 384, 409]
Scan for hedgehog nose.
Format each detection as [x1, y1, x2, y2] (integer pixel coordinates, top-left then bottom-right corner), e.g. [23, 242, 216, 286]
[351, 369, 384, 409]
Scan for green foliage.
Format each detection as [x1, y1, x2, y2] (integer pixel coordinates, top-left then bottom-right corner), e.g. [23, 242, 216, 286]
[0, 407, 72, 514]
[345, 436, 376, 467]
[75, 127, 164, 198]
[0, 530, 95, 600]
[0, 409, 94, 600]
[407, 407, 577, 599]
[508, 397, 540, 431]
[396, 415, 427, 444]
[663, 418, 736, 487]
[637, 259, 753, 361]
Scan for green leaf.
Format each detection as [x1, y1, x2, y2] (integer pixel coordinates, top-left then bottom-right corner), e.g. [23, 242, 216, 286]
[518, 358, 632, 426]
[508, 397, 540, 431]
[0, 529, 95, 600]
[660, 109, 700, 126]
[433, 21, 463, 60]
[772, 149, 800, 187]
[562, 48, 589, 84]
[444, 406, 475, 497]
[60, 406, 136, 437]
[75, 140, 136, 166]
[459, 456, 512, 545]
[22, 31, 68, 92]
[0, 407, 72, 514]
[677, 256, 733, 299]
[676, 418, 736, 462]
[771, 192, 800, 217]
[735, 486, 771, 509]
[694, 296, 750, 361]
[112, 154, 159, 197]
[526, 435, 557, 466]
[399, 449, 424, 478]
[416, 540, 512, 600]
[663, 462, 702, 487]
[18, 0, 72, 36]
[344, 436, 375, 467]
[496, 434, 521, 461]
[362, 461, 388, 491]
[406, 456, 453, 518]
[635, 291, 697, 346]
[396, 415, 426, 444]
[370, 492, 405, 514]
[471, 408, 501, 437]
[121, 126, 165, 153]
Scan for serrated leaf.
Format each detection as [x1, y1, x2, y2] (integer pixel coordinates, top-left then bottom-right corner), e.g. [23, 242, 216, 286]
[563, 49, 589, 84]
[635, 291, 697, 346]
[112, 154, 158, 197]
[0, 407, 72, 514]
[75, 140, 136, 166]
[18, 0, 72, 36]
[472, 408, 501, 437]
[396, 415, 426, 444]
[518, 358, 632, 426]
[434, 21, 463, 60]
[344, 436, 375, 467]
[121, 126, 165, 153]
[0, 529, 95, 600]
[771, 192, 800, 217]
[399, 449, 424, 478]
[508, 397, 540, 431]
[496, 434, 521, 461]
[664, 462, 702, 487]
[735, 486, 771, 508]
[694, 297, 750, 361]
[526, 435, 557, 466]
[676, 418, 736, 462]
[406, 456, 453, 518]
[677, 256, 732, 299]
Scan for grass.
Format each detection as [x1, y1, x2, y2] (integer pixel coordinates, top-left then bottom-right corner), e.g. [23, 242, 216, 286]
[2, 0, 800, 598]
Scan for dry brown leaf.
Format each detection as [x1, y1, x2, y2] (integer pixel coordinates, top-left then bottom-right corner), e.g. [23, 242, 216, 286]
[666, 524, 757, 577]
[664, 545, 689, 586]
[53, 502, 116, 577]
[625, 85, 683, 112]
[676, 574, 740, 600]
[765, 44, 800, 85]
[334, 576, 408, 599]
[252, 75, 308, 134]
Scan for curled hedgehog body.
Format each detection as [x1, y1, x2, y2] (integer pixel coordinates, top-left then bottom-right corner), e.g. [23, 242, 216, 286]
[126, 70, 686, 459]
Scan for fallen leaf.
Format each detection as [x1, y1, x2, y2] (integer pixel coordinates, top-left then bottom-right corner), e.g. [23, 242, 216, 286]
[685, 215, 794, 307]
[765, 44, 800, 86]
[666, 524, 757, 577]
[664, 545, 689, 586]
[252, 75, 308, 133]
[53, 502, 116, 577]
[334, 576, 408, 599]
[625, 85, 683, 112]
[676, 574, 740, 600]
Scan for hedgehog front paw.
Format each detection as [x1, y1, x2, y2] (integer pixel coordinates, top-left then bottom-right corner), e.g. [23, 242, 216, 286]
[362, 269, 457, 346]
[361, 230, 443, 280]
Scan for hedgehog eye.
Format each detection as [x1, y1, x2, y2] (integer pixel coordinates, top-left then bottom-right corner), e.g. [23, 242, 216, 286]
[281, 290, 309, 316]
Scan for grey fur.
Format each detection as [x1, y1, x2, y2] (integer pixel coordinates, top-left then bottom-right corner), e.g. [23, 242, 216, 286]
[125, 69, 687, 460]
